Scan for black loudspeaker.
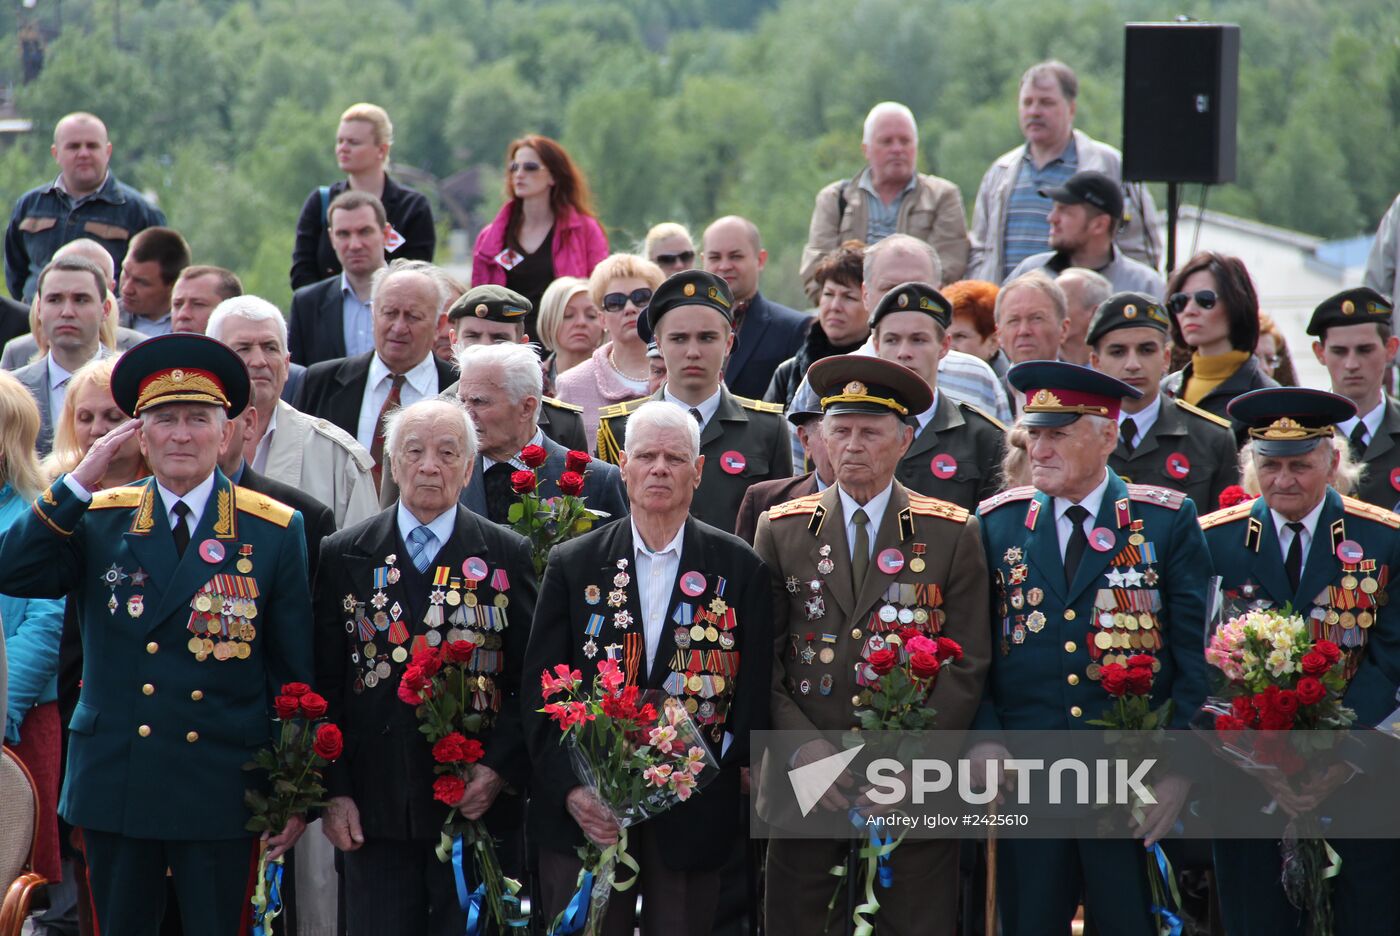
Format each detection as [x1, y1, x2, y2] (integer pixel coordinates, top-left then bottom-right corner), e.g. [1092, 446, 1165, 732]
[1122, 22, 1239, 184]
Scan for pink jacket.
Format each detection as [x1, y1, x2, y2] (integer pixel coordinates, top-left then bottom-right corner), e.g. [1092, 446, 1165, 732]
[553, 342, 647, 452]
[471, 201, 609, 286]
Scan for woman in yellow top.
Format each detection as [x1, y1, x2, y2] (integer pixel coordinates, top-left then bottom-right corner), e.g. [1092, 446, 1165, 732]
[1161, 251, 1278, 443]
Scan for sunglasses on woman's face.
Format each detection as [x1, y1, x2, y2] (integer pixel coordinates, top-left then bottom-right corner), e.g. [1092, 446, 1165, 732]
[1167, 289, 1218, 314]
[509, 161, 542, 173]
[654, 250, 695, 267]
[602, 288, 654, 313]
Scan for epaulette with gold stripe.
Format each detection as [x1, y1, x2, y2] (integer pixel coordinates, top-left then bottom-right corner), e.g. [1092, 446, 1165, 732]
[234, 486, 295, 528]
[736, 395, 785, 414]
[598, 397, 651, 420]
[906, 492, 970, 524]
[1174, 399, 1232, 429]
[766, 491, 823, 519]
[1342, 496, 1400, 529]
[1127, 484, 1186, 511]
[90, 486, 144, 509]
[958, 401, 1009, 432]
[1199, 500, 1254, 530]
[977, 485, 1036, 514]
[542, 396, 583, 412]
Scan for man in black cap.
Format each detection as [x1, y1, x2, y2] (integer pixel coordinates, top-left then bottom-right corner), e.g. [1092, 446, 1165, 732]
[0, 333, 314, 936]
[973, 360, 1209, 936]
[1307, 287, 1400, 509]
[733, 399, 833, 545]
[754, 355, 991, 936]
[596, 269, 790, 533]
[870, 281, 1006, 509]
[1202, 386, 1400, 935]
[1005, 170, 1165, 298]
[1088, 291, 1240, 510]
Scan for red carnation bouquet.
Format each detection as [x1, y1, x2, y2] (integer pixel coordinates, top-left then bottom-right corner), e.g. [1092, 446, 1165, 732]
[540, 659, 719, 935]
[1199, 605, 1356, 935]
[1217, 484, 1255, 509]
[509, 446, 610, 576]
[245, 682, 342, 935]
[398, 642, 523, 931]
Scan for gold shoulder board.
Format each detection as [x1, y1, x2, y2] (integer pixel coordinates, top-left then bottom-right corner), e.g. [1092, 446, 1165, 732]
[543, 396, 583, 413]
[738, 396, 786, 414]
[1127, 484, 1186, 510]
[767, 492, 823, 519]
[906, 492, 970, 524]
[234, 486, 295, 528]
[958, 402, 1009, 432]
[1342, 496, 1400, 529]
[90, 487, 144, 509]
[1199, 501, 1254, 530]
[1175, 399, 1232, 429]
[977, 485, 1036, 514]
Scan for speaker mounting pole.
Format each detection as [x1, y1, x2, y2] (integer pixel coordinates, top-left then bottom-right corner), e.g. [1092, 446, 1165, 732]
[1165, 182, 1179, 276]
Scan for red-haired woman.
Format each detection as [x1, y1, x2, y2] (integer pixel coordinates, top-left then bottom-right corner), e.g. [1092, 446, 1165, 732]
[472, 135, 609, 337]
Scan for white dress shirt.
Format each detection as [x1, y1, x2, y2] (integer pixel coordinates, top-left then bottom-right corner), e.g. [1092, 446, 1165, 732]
[632, 519, 684, 672]
[154, 471, 218, 539]
[913, 392, 941, 437]
[836, 481, 894, 562]
[1271, 497, 1327, 569]
[1118, 394, 1162, 443]
[395, 500, 457, 568]
[356, 352, 439, 450]
[46, 352, 74, 424]
[1053, 469, 1111, 560]
[1337, 396, 1386, 452]
[663, 386, 722, 432]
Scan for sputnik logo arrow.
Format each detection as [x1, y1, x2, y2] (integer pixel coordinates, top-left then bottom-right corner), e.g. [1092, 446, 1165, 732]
[788, 743, 864, 817]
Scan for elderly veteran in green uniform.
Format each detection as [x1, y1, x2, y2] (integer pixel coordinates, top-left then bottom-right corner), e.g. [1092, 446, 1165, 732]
[0, 333, 313, 936]
[870, 280, 1006, 509]
[754, 355, 990, 936]
[1202, 387, 1400, 936]
[1306, 287, 1400, 511]
[971, 361, 1210, 936]
[596, 269, 790, 532]
[1087, 291, 1240, 510]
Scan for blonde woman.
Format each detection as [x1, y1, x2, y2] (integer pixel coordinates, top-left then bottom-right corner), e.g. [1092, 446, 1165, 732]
[42, 357, 147, 487]
[536, 276, 604, 392]
[291, 102, 436, 288]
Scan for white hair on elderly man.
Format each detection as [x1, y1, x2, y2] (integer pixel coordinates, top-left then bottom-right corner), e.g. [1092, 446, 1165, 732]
[371, 258, 449, 310]
[454, 341, 544, 419]
[382, 397, 478, 465]
[206, 294, 289, 350]
[624, 401, 701, 462]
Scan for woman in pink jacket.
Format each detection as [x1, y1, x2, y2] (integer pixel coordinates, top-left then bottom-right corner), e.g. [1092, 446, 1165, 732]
[472, 134, 609, 338]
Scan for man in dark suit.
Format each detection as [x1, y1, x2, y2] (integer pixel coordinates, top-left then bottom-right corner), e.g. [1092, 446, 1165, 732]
[288, 191, 389, 367]
[700, 215, 811, 398]
[733, 402, 830, 544]
[454, 340, 627, 525]
[295, 260, 455, 488]
[525, 399, 771, 935]
[314, 398, 537, 935]
[0, 293, 27, 350]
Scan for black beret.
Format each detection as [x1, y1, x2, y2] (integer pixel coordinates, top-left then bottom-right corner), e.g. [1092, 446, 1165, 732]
[1085, 292, 1171, 347]
[869, 281, 952, 331]
[1305, 287, 1393, 337]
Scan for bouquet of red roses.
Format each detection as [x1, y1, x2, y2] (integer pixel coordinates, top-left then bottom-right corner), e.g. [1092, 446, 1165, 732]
[398, 642, 524, 932]
[540, 659, 719, 935]
[1200, 606, 1356, 935]
[244, 682, 342, 936]
[508, 445, 611, 576]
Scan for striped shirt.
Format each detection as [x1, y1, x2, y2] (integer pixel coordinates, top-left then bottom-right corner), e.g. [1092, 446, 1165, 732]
[1001, 137, 1079, 278]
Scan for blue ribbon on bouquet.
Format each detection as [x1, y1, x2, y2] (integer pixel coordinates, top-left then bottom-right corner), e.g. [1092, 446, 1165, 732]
[251, 858, 284, 936]
[551, 870, 594, 935]
[451, 836, 486, 936]
[1148, 844, 1184, 936]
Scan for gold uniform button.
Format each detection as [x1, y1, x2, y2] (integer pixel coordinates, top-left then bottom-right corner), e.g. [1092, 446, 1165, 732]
[142, 683, 155, 696]
[1064, 641, 1077, 653]
[186, 731, 199, 743]
[1070, 706, 1083, 718]
[1063, 610, 1076, 622]
[138, 725, 152, 737]
[146, 641, 159, 654]
[1067, 674, 1080, 686]
[851, 695, 861, 706]
[190, 690, 204, 701]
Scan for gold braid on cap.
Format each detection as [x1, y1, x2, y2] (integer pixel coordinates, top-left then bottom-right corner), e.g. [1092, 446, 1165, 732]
[134, 369, 230, 414]
[1247, 416, 1334, 442]
[819, 391, 909, 416]
[1022, 389, 1110, 417]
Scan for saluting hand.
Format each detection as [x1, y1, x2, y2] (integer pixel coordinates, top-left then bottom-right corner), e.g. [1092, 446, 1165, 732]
[322, 796, 365, 852]
[456, 764, 505, 821]
[70, 418, 141, 492]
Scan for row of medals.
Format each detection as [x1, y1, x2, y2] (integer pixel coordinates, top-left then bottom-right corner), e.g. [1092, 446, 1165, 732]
[1311, 562, 1385, 649]
[185, 556, 259, 661]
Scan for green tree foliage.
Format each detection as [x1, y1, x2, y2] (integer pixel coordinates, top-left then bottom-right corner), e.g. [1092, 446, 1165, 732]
[1, 0, 1395, 309]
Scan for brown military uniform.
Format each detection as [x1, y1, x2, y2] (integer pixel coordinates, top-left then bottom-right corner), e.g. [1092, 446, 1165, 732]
[753, 483, 990, 936]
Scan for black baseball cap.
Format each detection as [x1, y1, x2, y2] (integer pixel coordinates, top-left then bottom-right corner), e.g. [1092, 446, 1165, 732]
[1039, 171, 1124, 222]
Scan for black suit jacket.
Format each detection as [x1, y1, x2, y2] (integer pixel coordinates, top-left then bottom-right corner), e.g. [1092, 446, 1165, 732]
[724, 292, 812, 399]
[523, 516, 770, 869]
[461, 434, 629, 525]
[0, 295, 28, 351]
[294, 351, 457, 440]
[236, 464, 336, 577]
[288, 276, 347, 367]
[313, 505, 537, 841]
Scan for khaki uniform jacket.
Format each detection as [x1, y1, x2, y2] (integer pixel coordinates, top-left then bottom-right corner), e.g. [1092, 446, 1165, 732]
[799, 172, 969, 301]
[263, 400, 379, 530]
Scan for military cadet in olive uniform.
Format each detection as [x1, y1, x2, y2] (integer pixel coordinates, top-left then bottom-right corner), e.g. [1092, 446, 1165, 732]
[869, 281, 1007, 510]
[1306, 287, 1400, 511]
[1202, 387, 1400, 936]
[1087, 291, 1240, 511]
[597, 269, 790, 533]
[0, 334, 313, 936]
[754, 356, 991, 936]
[973, 361, 1210, 936]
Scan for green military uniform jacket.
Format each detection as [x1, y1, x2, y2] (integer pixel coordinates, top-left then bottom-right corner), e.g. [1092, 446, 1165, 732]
[1111, 397, 1240, 513]
[597, 385, 790, 532]
[896, 393, 1006, 511]
[1351, 397, 1400, 512]
[0, 471, 312, 840]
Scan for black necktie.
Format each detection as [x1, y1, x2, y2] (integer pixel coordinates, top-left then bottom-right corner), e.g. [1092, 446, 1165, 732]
[1121, 417, 1138, 454]
[689, 408, 704, 428]
[483, 463, 515, 525]
[1349, 422, 1368, 461]
[172, 501, 191, 557]
[1063, 504, 1090, 587]
[1285, 521, 1305, 592]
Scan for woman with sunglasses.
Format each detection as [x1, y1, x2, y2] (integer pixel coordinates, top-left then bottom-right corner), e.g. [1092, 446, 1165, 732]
[472, 135, 609, 338]
[554, 254, 664, 448]
[644, 221, 697, 276]
[1161, 251, 1277, 439]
